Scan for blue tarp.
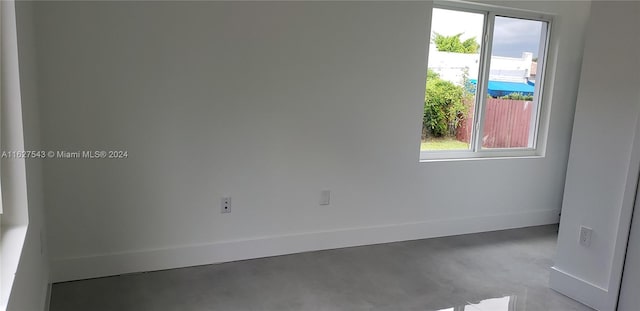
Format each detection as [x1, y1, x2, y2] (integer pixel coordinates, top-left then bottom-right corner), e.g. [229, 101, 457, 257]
[469, 79, 535, 97]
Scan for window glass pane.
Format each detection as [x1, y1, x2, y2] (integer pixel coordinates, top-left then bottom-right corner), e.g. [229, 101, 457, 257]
[422, 8, 484, 152]
[481, 16, 546, 149]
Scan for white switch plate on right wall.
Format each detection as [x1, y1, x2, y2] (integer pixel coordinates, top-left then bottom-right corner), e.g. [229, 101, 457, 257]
[579, 226, 592, 247]
[320, 190, 330, 205]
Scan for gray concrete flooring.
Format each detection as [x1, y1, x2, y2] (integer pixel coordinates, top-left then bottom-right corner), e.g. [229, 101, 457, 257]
[50, 225, 593, 311]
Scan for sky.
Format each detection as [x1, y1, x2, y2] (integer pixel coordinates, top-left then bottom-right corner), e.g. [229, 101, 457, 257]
[431, 8, 544, 58]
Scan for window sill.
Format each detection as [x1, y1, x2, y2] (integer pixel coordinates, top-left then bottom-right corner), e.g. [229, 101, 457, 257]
[419, 149, 544, 162]
[0, 224, 28, 310]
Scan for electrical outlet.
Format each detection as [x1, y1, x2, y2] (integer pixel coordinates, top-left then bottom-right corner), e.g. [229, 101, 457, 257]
[221, 196, 231, 213]
[579, 226, 592, 247]
[320, 190, 330, 206]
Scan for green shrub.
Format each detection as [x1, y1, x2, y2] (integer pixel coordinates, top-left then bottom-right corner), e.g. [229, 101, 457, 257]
[500, 92, 533, 101]
[423, 70, 468, 138]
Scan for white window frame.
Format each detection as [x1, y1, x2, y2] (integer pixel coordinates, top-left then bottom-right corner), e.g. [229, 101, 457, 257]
[420, 1, 553, 161]
[1, 1, 32, 309]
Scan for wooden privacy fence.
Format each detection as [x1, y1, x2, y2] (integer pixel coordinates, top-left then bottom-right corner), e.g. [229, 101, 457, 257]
[456, 99, 533, 148]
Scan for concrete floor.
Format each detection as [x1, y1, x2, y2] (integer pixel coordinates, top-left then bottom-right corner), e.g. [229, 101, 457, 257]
[50, 225, 592, 311]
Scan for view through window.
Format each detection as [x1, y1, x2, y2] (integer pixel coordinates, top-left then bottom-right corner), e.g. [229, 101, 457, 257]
[422, 6, 549, 157]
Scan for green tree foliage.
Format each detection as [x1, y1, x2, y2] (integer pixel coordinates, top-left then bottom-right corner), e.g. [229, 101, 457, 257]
[423, 70, 468, 137]
[433, 32, 480, 54]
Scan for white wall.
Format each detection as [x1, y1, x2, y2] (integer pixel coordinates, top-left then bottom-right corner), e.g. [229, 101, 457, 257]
[550, 2, 640, 311]
[31, 1, 591, 282]
[4, 1, 50, 310]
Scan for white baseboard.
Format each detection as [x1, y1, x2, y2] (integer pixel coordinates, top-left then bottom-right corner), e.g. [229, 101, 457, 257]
[549, 267, 613, 311]
[52, 209, 560, 283]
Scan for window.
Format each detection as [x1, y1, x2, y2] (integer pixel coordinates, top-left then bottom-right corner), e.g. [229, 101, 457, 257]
[421, 3, 551, 160]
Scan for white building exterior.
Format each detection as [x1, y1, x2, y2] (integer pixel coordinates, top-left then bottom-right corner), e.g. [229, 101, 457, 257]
[427, 45, 535, 84]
